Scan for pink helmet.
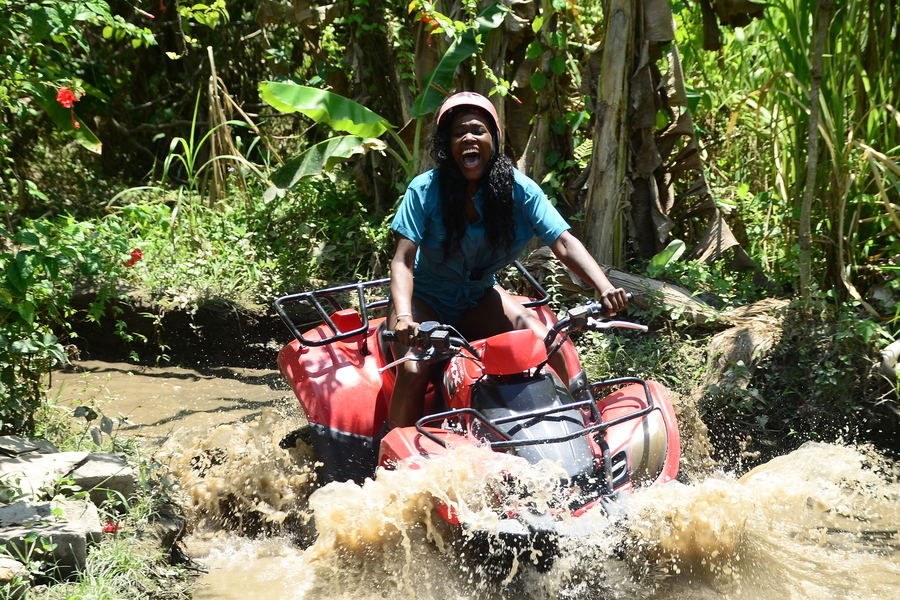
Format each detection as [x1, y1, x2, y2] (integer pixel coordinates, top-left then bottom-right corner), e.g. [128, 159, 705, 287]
[436, 92, 502, 141]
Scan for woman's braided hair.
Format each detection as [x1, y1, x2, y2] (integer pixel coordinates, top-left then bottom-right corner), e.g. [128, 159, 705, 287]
[428, 107, 516, 262]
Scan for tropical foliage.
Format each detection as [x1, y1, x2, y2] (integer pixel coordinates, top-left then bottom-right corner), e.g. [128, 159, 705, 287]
[0, 0, 897, 443]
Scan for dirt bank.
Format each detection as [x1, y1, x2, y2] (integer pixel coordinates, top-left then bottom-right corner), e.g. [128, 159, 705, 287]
[66, 288, 307, 370]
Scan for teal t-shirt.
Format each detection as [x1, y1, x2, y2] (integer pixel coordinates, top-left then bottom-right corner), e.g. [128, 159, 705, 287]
[391, 168, 570, 323]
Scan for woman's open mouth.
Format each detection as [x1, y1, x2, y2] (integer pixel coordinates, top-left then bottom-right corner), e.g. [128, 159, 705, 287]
[461, 147, 481, 169]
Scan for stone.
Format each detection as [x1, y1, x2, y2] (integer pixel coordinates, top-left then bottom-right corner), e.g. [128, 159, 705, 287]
[0, 452, 90, 501]
[68, 452, 135, 507]
[0, 500, 102, 576]
[0, 436, 58, 457]
[0, 556, 29, 599]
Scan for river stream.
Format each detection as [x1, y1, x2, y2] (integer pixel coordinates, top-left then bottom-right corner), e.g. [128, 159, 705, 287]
[53, 361, 900, 600]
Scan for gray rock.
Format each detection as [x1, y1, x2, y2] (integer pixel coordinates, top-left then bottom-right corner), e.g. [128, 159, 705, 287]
[0, 452, 90, 501]
[0, 500, 102, 576]
[68, 452, 135, 508]
[0, 556, 29, 599]
[0, 436, 59, 457]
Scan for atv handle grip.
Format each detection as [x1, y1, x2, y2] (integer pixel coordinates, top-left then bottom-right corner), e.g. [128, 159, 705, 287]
[596, 291, 633, 316]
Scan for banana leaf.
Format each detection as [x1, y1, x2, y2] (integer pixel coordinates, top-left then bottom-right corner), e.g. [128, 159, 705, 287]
[265, 135, 387, 200]
[411, 2, 508, 118]
[259, 83, 392, 138]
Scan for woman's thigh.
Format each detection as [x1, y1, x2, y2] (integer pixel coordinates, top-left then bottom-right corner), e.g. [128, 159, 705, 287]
[458, 286, 548, 341]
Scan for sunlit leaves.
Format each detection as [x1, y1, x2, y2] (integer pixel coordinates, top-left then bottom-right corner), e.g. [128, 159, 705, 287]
[177, 0, 229, 29]
[259, 83, 392, 138]
[265, 136, 388, 200]
[411, 1, 508, 118]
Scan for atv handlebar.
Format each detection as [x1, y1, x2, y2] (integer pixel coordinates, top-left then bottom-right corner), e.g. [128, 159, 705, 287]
[381, 293, 644, 373]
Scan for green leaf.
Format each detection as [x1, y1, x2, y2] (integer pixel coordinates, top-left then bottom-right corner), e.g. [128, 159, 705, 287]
[48, 344, 68, 366]
[11, 339, 39, 354]
[43, 255, 59, 281]
[525, 40, 543, 60]
[100, 416, 114, 435]
[16, 302, 35, 326]
[25, 83, 102, 154]
[259, 83, 391, 138]
[411, 2, 509, 118]
[531, 72, 547, 92]
[648, 240, 687, 275]
[16, 251, 37, 282]
[266, 136, 387, 199]
[13, 231, 40, 246]
[6, 260, 24, 295]
[550, 55, 566, 76]
[532, 16, 543, 33]
[74, 406, 98, 421]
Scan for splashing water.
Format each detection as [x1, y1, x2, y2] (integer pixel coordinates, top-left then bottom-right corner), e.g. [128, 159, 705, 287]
[161, 408, 318, 538]
[166, 408, 900, 600]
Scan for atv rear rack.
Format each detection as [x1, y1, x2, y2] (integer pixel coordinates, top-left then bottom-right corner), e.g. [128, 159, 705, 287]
[415, 376, 655, 450]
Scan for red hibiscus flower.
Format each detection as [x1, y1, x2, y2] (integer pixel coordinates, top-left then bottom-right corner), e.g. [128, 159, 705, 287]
[124, 248, 143, 268]
[56, 86, 82, 129]
[56, 87, 78, 109]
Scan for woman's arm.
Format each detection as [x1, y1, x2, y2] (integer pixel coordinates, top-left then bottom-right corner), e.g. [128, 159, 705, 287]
[550, 231, 629, 313]
[390, 235, 420, 345]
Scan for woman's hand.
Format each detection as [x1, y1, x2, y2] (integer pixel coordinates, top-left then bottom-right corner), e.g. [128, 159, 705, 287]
[394, 316, 421, 347]
[600, 287, 629, 316]
[550, 232, 631, 316]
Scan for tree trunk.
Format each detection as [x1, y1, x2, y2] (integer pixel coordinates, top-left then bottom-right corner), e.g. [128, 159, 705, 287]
[582, 0, 635, 266]
[798, 0, 833, 300]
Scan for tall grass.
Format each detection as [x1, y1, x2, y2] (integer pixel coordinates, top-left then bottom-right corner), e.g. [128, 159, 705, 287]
[678, 0, 900, 322]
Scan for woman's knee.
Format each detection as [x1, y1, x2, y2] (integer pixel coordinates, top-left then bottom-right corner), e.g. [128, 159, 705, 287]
[396, 357, 430, 383]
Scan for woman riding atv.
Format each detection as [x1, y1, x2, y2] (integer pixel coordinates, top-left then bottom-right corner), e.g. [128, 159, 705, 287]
[387, 92, 629, 429]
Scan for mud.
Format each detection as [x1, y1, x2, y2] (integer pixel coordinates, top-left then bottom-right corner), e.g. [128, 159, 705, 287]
[51, 361, 900, 600]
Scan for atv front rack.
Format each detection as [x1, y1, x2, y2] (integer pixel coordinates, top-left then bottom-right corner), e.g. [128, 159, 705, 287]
[274, 261, 551, 348]
[415, 376, 655, 450]
[274, 278, 391, 347]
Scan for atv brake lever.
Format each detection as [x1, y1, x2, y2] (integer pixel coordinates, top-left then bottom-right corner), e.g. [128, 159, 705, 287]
[378, 347, 443, 374]
[378, 354, 419, 373]
[587, 318, 649, 333]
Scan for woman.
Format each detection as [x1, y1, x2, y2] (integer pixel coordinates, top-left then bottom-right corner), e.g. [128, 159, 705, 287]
[387, 92, 629, 429]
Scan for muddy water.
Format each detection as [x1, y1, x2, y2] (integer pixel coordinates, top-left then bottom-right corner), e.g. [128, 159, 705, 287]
[53, 362, 900, 600]
[52, 361, 293, 441]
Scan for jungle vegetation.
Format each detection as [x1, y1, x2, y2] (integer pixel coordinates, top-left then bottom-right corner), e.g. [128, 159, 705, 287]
[1, 0, 899, 461]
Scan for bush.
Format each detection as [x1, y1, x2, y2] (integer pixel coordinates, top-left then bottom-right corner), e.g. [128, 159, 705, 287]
[0, 216, 134, 434]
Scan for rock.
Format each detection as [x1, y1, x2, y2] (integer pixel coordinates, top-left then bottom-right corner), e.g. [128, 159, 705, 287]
[0, 500, 102, 577]
[0, 452, 90, 501]
[0, 556, 29, 599]
[68, 452, 135, 508]
[0, 437, 59, 457]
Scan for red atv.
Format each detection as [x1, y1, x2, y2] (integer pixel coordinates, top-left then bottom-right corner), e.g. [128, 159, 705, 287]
[275, 263, 680, 570]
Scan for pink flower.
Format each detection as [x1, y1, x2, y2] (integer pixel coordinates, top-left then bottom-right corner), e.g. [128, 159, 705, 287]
[56, 87, 78, 109]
